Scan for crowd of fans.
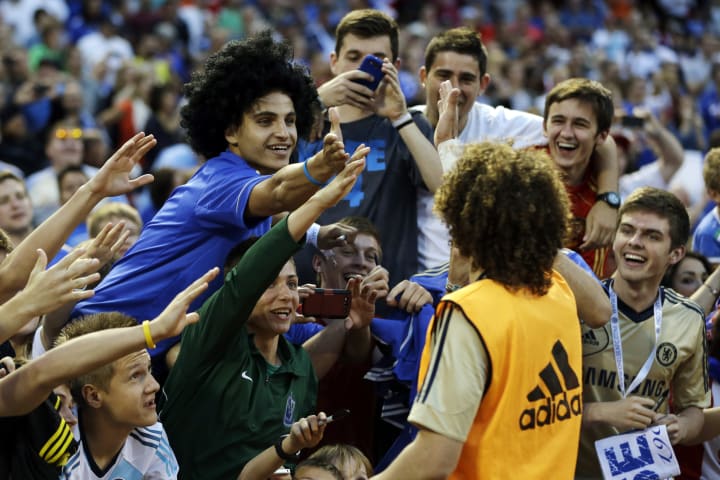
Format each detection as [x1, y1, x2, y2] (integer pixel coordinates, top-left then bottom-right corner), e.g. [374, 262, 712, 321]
[4, 0, 720, 479]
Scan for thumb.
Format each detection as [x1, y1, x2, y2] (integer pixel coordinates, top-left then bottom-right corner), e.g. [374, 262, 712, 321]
[328, 107, 343, 143]
[30, 249, 48, 278]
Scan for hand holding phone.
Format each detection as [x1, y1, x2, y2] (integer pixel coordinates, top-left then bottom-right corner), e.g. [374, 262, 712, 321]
[299, 288, 351, 319]
[352, 55, 384, 92]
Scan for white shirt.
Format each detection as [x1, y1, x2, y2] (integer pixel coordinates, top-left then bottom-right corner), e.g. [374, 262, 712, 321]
[415, 102, 546, 269]
[60, 423, 179, 480]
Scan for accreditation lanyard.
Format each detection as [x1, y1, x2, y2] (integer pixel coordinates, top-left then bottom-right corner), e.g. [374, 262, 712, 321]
[609, 283, 663, 399]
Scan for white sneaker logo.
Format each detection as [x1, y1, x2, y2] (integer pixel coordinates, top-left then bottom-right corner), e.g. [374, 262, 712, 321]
[241, 370, 253, 383]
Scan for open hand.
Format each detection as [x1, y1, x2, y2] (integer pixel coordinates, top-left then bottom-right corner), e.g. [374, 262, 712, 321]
[87, 132, 156, 198]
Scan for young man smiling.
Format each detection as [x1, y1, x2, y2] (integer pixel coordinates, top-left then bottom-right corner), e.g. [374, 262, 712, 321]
[577, 187, 710, 478]
[72, 32, 368, 381]
[297, 9, 442, 287]
[421, 29, 620, 275]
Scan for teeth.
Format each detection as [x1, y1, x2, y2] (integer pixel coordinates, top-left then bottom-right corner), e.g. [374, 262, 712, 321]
[624, 253, 645, 262]
[269, 146, 288, 151]
[558, 142, 576, 149]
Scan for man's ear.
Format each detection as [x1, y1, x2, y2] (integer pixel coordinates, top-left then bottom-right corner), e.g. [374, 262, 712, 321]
[329, 51, 339, 76]
[312, 254, 324, 274]
[82, 384, 103, 409]
[595, 130, 609, 146]
[419, 66, 427, 86]
[224, 125, 239, 147]
[479, 73, 491, 93]
[668, 245, 686, 266]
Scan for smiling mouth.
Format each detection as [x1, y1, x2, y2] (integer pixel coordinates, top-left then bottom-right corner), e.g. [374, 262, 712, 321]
[268, 145, 291, 152]
[271, 309, 291, 319]
[623, 252, 646, 265]
[557, 141, 577, 151]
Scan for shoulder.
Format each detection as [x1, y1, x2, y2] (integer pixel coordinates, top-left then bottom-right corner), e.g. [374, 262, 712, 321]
[664, 288, 705, 320]
[129, 422, 168, 449]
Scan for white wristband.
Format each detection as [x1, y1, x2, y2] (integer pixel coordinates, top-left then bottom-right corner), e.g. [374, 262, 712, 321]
[306, 223, 321, 247]
[391, 112, 413, 128]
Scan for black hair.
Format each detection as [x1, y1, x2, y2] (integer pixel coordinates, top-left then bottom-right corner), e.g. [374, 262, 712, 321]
[181, 30, 319, 159]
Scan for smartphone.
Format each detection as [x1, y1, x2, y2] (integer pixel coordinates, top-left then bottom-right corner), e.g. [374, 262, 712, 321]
[620, 115, 645, 128]
[353, 54, 384, 92]
[300, 289, 351, 319]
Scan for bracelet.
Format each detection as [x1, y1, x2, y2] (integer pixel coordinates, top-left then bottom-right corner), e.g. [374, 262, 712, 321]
[392, 112, 413, 130]
[306, 223, 321, 248]
[703, 283, 720, 297]
[445, 282, 463, 293]
[303, 161, 328, 187]
[274, 435, 301, 462]
[142, 320, 156, 349]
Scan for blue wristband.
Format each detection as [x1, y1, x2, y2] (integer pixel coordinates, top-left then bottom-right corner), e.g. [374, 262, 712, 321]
[303, 161, 328, 187]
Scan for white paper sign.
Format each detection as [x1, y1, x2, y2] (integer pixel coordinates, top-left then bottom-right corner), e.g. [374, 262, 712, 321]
[594, 425, 680, 480]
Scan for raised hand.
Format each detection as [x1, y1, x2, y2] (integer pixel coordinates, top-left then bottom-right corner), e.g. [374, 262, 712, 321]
[386, 280, 433, 313]
[283, 412, 328, 453]
[84, 221, 128, 268]
[317, 222, 358, 250]
[374, 60, 407, 121]
[309, 155, 367, 210]
[149, 267, 219, 340]
[318, 69, 376, 109]
[21, 248, 101, 317]
[435, 79, 460, 145]
[87, 132, 156, 198]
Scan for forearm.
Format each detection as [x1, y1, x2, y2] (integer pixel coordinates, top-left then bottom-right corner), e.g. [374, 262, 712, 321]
[594, 136, 619, 193]
[342, 325, 372, 363]
[0, 293, 38, 344]
[287, 195, 331, 242]
[677, 407, 705, 445]
[372, 429, 461, 480]
[553, 253, 609, 328]
[248, 163, 323, 218]
[581, 402, 606, 428]
[690, 266, 720, 315]
[687, 407, 720, 444]
[399, 125, 443, 193]
[237, 442, 289, 480]
[0, 184, 102, 302]
[653, 127, 684, 182]
[303, 320, 347, 380]
[0, 322, 151, 416]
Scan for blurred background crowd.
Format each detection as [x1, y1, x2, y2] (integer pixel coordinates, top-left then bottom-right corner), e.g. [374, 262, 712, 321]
[0, 0, 719, 217]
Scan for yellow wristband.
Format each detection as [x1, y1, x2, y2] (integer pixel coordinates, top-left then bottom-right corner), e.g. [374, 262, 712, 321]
[142, 320, 156, 349]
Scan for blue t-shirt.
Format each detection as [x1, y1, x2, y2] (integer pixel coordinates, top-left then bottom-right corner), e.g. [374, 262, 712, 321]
[73, 151, 271, 358]
[693, 207, 720, 263]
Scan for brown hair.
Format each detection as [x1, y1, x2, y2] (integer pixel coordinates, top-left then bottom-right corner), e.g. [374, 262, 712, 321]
[335, 9, 399, 61]
[543, 78, 614, 134]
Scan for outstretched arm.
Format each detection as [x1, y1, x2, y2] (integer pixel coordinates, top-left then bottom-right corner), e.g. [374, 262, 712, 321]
[247, 108, 371, 218]
[0, 267, 218, 417]
[0, 133, 155, 303]
[375, 60, 442, 193]
[0, 248, 101, 345]
[553, 252, 610, 328]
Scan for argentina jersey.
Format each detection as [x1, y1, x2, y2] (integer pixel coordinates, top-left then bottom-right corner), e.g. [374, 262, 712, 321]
[61, 422, 178, 479]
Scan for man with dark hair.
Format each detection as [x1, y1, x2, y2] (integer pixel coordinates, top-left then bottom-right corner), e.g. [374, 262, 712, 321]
[373, 142, 582, 479]
[297, 9, 442, 287]
[419, 27, 620, 273]
[577, 187, 710, 478]
[542, 78, 616, 277]
[72, 31, 368, 381]
[0, 171, 33, 247]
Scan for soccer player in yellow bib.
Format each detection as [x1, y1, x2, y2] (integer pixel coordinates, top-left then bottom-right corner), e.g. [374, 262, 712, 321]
[372, 142, 583, 479]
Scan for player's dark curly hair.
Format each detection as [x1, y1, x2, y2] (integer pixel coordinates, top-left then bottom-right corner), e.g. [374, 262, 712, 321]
[434, 143, 571, 295]
[181, 30, 319, 159]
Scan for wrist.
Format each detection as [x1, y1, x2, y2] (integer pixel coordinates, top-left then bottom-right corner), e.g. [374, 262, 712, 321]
[307, 154, 333, 182]
[275, 435, 301, 461]
[391, 111, 413, 129]
[77, 182, 104, 205]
